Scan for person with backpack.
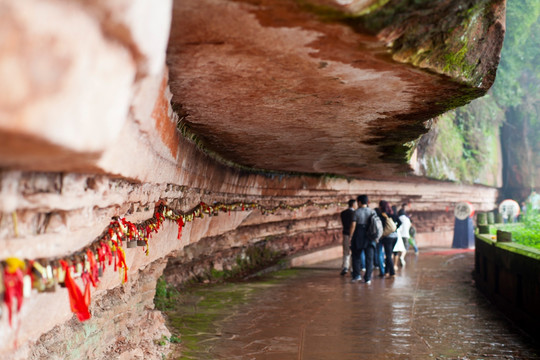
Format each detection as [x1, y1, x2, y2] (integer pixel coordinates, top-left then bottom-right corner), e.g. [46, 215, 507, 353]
[377, 200, 401, 277]
[349, 195, 380, 284]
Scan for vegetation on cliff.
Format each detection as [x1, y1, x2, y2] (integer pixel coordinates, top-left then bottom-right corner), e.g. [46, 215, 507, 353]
[416, 0, 540, 195]
[416, 97, 503, 184]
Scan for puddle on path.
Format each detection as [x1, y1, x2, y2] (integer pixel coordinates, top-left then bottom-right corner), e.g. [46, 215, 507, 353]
[165, 252, 540, 360]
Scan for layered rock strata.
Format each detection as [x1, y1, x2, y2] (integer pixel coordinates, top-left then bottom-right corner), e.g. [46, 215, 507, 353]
[0, 170, 498, 358]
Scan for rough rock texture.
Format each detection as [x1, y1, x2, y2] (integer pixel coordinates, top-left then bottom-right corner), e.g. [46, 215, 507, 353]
[0, 171, 498, 358]
[26, 260, 171, 360]
[361, 0, 505, 88]
[500, 106, 540, 202]
[0, 0, 505, 359]
[167, 0, 505, 177]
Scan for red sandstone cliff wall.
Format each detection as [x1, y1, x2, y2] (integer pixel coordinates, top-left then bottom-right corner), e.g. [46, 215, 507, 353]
[0, 166, 498, 358]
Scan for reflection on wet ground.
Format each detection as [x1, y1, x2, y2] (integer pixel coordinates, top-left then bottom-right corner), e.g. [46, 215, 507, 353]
[168, 249, 540, 359]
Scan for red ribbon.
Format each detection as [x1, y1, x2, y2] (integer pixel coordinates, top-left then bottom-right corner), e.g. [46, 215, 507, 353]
[81, 272, 92, 306]
[116, 247, 128, 283]
[111, 241, 118, 273]
[100, 242, 113, 267]
[3, 268, 24, 326]
[177, 217, 184, 240]
[145, 225, 151, 240]
[97, 246, 105, 271]
[60, 260, 90, 322]
[86, 250, 99, 287]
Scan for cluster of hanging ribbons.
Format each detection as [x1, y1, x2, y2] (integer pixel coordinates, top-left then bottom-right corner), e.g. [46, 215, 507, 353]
[1, 199, 343, 325]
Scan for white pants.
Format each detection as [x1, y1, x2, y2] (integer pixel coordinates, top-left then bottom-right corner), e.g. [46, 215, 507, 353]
[342, 233, 351, 269]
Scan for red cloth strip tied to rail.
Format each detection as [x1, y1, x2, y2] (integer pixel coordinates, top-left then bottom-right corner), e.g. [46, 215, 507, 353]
[116, 246, 128, 283]
[177, 216, 184, 240]
[60, 260, 91, 322]
[86, 249, 99, 287]
[100, 241, 113, 267]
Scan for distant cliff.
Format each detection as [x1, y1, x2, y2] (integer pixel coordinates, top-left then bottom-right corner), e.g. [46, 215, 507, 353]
[413, 0, 540, 201]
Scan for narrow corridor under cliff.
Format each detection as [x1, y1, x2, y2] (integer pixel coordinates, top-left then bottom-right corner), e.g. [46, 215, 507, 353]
[164, 249, 540, 359]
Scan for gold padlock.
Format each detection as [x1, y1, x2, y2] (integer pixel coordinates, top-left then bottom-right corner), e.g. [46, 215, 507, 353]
[54, 262, 66, 287]
[32, 260, 46, 292]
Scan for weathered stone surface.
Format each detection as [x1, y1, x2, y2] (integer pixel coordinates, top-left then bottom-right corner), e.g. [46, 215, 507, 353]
[167, 0, 505, 178]
[0, 0, 135, 163]
[500, 106, 540, 201]
[0, 170, 498, 358]
[0, 0, 172, 172]
[361, 0, 505, 89]
[25, 260, 171, 360]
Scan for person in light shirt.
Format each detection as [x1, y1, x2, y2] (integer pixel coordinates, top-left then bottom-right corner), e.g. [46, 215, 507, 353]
[398, 203, 418, 254]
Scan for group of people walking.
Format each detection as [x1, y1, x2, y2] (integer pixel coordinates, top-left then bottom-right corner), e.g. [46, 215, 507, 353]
[340, 195, 418, 283]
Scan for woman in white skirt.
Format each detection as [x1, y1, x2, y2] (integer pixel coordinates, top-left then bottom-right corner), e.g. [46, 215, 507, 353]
[393, 205, 407, 269]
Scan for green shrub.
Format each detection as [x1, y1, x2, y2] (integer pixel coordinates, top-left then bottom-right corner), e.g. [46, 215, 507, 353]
[493, 209, 540, 250]
[154, 276, 181, 311]
[513, 211, 540, 249]
[169, 335, 182, 344]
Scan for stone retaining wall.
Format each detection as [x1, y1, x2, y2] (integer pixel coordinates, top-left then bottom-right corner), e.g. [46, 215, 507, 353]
[474, 234, 540, 340]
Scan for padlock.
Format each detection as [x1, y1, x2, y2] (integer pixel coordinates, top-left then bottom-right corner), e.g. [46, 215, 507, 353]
[54, 262, 67, 287]
[23, 274, 32, 298]
[32, 260, 46, 292]
[84, 254, 91, 273]
[44, 263, 56, 292]
[72, 256, 83, 278]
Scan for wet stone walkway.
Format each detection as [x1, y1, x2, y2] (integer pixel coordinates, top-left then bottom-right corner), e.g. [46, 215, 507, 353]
[167, 249, 540, 359]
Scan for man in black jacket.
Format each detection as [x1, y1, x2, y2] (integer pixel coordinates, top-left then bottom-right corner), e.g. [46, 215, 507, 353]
[339, 199, 357, 276]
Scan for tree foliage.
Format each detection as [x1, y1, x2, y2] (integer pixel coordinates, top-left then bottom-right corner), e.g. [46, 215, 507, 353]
[492, 0, 540, 107]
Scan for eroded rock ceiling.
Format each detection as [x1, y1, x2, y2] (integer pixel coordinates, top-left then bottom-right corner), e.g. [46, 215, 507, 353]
[167, 0, 504, 179]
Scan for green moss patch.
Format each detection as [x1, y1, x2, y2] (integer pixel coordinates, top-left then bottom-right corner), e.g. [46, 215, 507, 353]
[157, 269, 299, 359]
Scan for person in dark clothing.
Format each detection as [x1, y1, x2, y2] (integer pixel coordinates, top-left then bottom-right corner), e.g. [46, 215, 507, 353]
[340, 199, 357, 275]
[349, 195, 377, 284]
[377, 200, 401, 277]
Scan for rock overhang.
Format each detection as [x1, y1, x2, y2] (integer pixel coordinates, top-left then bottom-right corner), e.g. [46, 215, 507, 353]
[166, 0, 504, 179]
